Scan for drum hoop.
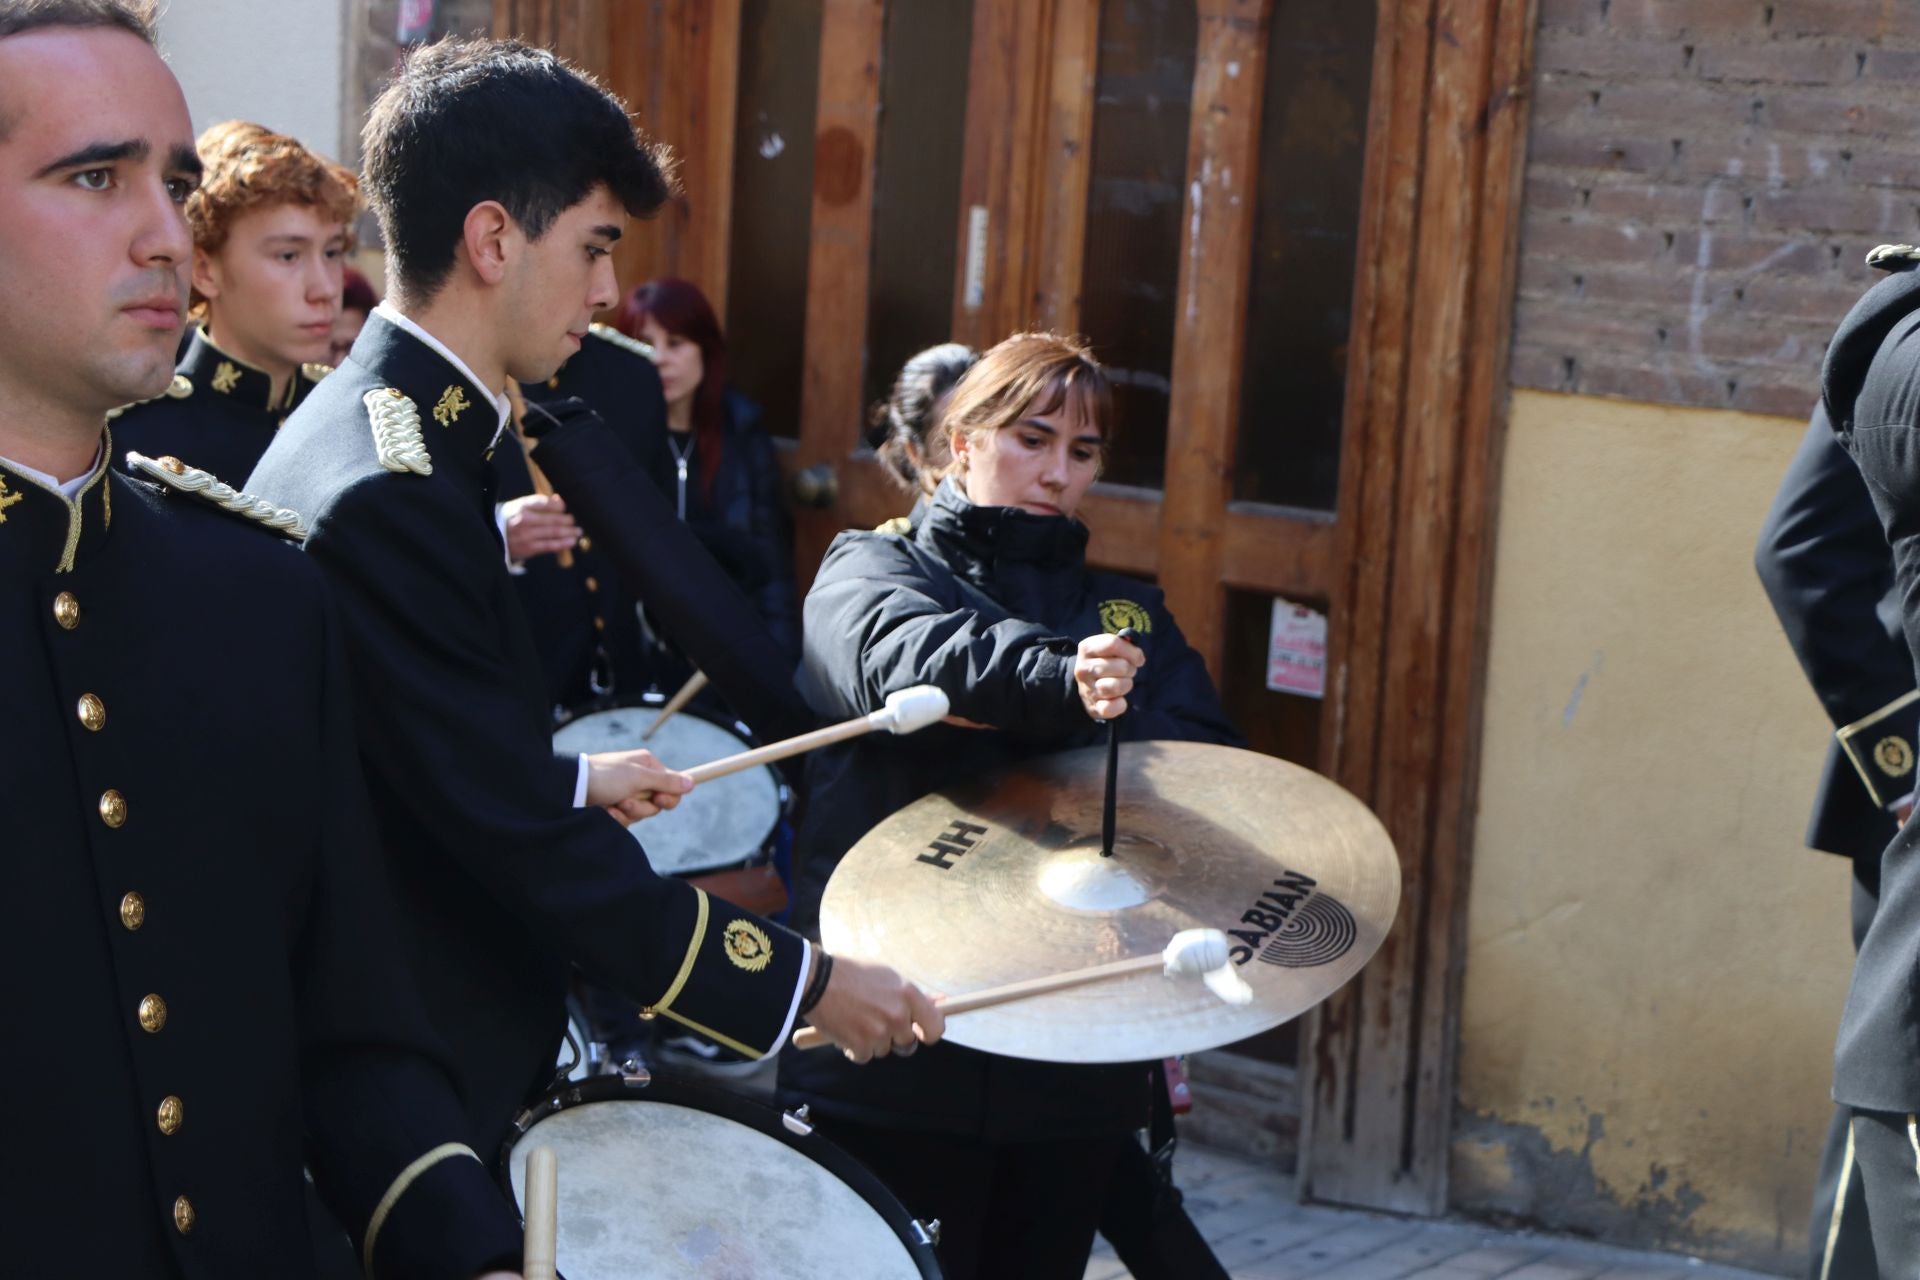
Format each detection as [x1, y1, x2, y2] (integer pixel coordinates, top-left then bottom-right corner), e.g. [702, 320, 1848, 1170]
[499, 1071, 941, 1278]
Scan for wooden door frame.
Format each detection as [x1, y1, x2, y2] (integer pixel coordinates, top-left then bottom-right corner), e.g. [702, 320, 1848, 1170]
[504, 0, 1540, 1214]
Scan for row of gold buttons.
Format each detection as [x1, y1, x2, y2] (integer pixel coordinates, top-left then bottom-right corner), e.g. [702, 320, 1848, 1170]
[58, 592, 190, 1231]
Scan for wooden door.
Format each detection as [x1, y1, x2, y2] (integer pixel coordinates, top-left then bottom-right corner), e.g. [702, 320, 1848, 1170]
[498, 0, 1538, 1214]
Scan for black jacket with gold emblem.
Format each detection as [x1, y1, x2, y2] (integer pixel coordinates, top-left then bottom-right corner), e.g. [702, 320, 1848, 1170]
[492, 324, 669, 713]
[245, 312, 809, 1153]
[777, 480, 1242, 1138]
[0, 448, 521, 1279]
[109, 326, 328, 483]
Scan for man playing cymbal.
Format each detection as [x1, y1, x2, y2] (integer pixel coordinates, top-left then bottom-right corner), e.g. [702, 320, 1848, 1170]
[246, 34, 942, 1156]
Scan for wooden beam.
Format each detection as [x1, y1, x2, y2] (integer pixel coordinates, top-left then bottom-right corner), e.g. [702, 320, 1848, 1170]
[1030, 0, 1101, 334]
[790, 0, 886, 582]
[1302, 0, 1538, 1216]
[1156, 0, 1273, 687]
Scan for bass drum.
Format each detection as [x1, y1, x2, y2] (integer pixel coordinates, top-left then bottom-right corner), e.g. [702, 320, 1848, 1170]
[554, 700, 791, 913]
[503, 1074, 942, 1280]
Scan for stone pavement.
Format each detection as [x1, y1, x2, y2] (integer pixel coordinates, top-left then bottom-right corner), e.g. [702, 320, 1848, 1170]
[1083, 1143, 1783, 1280]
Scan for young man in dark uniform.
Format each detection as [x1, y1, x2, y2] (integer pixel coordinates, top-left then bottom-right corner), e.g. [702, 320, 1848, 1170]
[1818, 241, 1920, 1266]
[1756, 405, 1917, 1279]
[494, 321, 669, 714]
[0, 4, 523, 1275]
[111, 120, 354, 480]
[246, 36, 941, 1157]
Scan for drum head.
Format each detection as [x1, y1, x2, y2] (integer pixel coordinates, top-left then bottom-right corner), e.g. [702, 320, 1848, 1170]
[554, 706, 783, 876]
[505, 1076, 938, 1280]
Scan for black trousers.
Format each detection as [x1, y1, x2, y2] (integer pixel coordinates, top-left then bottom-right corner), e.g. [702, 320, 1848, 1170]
[1845, 1108, 1920, 1276]
[1810, 858, 1881, 1280]
[824, 1120, 1125, 1280]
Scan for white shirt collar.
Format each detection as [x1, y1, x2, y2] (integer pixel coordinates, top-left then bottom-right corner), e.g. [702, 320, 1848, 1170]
[374, 302, 512, 433]
[0, 446, 102, 500]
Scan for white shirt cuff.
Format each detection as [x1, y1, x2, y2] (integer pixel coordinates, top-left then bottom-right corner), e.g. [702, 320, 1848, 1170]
[1890, 791, 1914, 815]
[496, 503, 526, 575]
[573, 754, 589, 807]
[773, 939, 812, 1053]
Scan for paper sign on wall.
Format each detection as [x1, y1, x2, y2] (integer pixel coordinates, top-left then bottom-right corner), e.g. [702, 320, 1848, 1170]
[1267, 599, 1327, 698]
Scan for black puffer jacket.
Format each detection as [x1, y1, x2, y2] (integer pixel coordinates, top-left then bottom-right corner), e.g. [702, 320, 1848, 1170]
[777, 479, 1241, 1139]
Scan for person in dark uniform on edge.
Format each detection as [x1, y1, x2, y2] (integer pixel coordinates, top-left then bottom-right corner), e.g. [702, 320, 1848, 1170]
[493, 320, 668, 715]
[1812, 240, 1920, 1269]
[0, 4, 525, 1276]
[245, 34, 943, 1158]
[1756, 403, 1917, 1280]
[111, 119, 355, 480]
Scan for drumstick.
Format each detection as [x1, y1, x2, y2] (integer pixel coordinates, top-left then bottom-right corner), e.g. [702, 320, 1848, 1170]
[503, 382, 575, 570]
[523, 1146, 558, 1280]
[643, 669, 709, 740]
[789, 929, 1250, 1051]
[682, 685, 949, 784]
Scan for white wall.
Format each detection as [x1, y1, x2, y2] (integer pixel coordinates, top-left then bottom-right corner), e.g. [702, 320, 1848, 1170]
[157, 0, 348, 163]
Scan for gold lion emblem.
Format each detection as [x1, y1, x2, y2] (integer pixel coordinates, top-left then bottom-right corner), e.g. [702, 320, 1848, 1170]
[1875, 735, 1914, 778]
[722, 919, 772, 972]
[211, 361, 242, 394]
[1098, 599, 1152, 636]
[432, 385, 472, 427]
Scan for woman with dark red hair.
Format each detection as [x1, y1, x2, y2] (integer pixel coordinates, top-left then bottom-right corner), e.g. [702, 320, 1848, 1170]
[613, 278, 798, 658]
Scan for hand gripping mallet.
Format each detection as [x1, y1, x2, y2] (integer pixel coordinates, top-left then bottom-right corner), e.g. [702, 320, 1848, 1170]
[790, 928, 1252, 1050]
[680, 685, 950, 784]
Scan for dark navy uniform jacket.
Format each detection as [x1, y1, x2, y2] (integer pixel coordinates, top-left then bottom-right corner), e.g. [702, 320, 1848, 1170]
[0, 446, 520, 1279]
[1821, 254, 1920, 1109]
[245, 312, 809, 1153]
[493, 324, 668, 714]
[776, 479, 1241, 1140]
[1756, 406, 1913, 865]
[110, 326, 327, 483]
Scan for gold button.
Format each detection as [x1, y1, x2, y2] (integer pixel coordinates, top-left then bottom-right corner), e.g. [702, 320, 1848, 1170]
[593, 617, 606, 632]
[119, 892, 145, 931]
[156, 1095, 183, 1136]
[173, 1195, 194, 1234]
[138, 993, 167, 1033]
[77, 693, 105, 732]
[578, 536, 593, 552]
[99, 789, 127, 828]
[52, 592, 80, 630]
[546, 376, 561, 390]
[584, 576, 599, 593]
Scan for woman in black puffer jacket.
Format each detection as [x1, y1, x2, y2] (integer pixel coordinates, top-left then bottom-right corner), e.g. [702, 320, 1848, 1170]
[778, 333, 1240, 1280]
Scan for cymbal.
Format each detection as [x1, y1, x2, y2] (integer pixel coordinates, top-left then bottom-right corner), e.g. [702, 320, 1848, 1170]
[818, 742, 1400, 1064]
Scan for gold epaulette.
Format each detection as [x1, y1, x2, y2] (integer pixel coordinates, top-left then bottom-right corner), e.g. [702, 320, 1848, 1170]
[105, 373, 193, 421]
[302, 362, 334, 382]
[588, 322, 657, 362]
[124, 451, 310, 540]
[1838, 689, 1920, 809]
[365, 388, 432, 476]
[874, 515, 912, 536]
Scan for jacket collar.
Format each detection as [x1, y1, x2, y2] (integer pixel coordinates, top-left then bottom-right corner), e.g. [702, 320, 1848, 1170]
[916, 477, 1089, 573]
[180, 326, 311, 414]
[0, 437, 115, 576]
[348, 311, 506, 488]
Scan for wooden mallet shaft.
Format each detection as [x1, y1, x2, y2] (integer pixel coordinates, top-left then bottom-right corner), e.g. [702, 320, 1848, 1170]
[522, 1146, 558, 1280]
[682, 685, 949, 784]
[642, 669, 709, 740]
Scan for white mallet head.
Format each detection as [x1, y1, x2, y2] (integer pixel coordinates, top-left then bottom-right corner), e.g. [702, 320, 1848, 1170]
[1161, 928, 1254, 1007]
[873, 684, 950, 735]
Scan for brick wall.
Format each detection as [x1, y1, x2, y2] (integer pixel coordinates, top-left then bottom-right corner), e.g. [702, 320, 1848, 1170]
[1514, 0, 1920, 417]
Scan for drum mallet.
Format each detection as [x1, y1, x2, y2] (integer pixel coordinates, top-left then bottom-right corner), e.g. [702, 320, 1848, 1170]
[523, 1146, 558, 1280]
[643, 669, 709, 740]
[791, 928, 1252, 1050]
[683, 685, 950, 784]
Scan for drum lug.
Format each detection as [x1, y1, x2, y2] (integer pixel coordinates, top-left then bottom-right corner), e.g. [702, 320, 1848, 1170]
[619, 1060, 652, 1089]
[912, 1218, 941, 1247]
[780, 1104, 814, 1137]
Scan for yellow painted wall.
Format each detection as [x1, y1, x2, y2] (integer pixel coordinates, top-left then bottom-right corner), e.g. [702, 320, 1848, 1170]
[1453, 390, 1861, 1271]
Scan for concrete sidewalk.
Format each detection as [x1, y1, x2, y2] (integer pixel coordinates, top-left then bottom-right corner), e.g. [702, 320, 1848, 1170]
[1083, 1143, 1782, 1280]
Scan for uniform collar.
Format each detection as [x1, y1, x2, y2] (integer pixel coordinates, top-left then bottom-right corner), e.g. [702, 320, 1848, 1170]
[181, 326, 307, 414]
[350, 311, 508, 484]
[0, 436, 115, 576]
[920, 476, 1089, 569]
[372, 303, 512, 434]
